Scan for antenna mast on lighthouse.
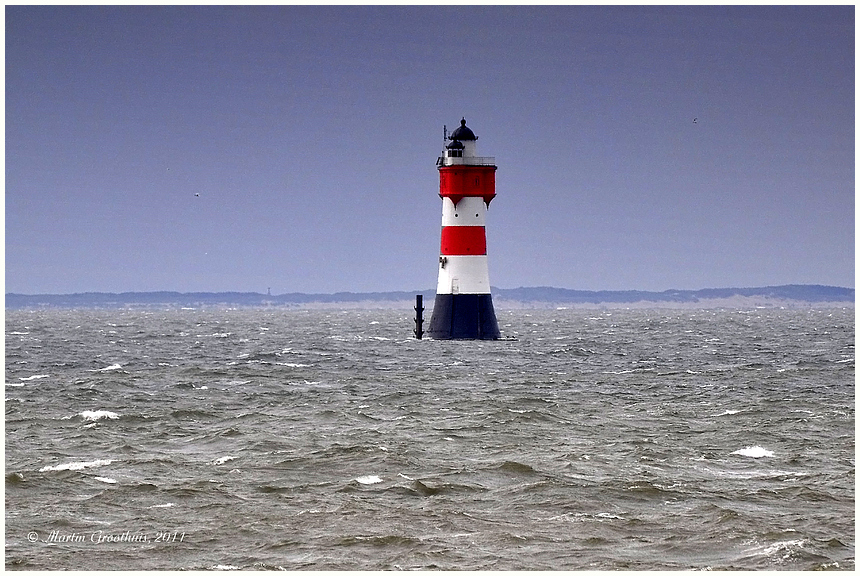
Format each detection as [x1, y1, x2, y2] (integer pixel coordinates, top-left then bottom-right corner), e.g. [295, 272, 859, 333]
[427, 118, 501, 340]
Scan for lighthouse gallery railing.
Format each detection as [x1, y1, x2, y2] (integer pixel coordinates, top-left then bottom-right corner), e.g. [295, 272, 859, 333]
[437, 156, 496, 167]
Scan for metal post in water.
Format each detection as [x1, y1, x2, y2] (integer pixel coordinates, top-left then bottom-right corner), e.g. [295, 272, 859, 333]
[414, 294, 424, 339]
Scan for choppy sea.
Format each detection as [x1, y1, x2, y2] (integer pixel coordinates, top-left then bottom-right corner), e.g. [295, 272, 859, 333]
[5, 306, 855, 570]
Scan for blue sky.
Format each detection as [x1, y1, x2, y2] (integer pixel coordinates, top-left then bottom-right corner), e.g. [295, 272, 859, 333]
[6, 6, 854, 294]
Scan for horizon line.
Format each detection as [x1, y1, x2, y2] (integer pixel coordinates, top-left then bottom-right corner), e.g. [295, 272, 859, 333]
[5, 283, 855, 297]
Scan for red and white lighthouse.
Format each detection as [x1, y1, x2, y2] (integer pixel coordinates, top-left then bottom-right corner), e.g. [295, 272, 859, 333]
[427, 118, 501, 340]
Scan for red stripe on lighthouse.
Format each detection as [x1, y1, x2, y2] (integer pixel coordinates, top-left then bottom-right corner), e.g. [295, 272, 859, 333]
[440, 226, 487, 255]
[439, 166, 497, 206]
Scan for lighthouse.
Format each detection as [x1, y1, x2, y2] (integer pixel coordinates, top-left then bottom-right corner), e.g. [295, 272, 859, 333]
[427, 118, 501, 340]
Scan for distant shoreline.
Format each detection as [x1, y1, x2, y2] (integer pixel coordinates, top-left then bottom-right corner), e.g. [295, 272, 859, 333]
[5, 285, 854, 310]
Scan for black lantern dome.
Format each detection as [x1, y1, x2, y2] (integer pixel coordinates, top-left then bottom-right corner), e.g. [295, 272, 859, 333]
[449, 118, 476, 141]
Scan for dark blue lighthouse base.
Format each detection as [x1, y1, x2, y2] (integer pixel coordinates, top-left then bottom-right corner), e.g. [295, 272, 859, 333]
[427, 294, 501, 340]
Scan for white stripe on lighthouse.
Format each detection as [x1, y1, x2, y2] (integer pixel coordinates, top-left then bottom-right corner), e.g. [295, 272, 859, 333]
[436, 255, 491, 294]
[441, 197, 487, 227]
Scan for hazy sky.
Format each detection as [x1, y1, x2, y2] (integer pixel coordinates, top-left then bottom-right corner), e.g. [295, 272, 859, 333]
[6, 6, 854, 294]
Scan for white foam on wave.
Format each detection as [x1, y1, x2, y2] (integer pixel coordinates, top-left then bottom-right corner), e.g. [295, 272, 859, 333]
[732, 446, 774, 458]
[19, 374, 50, 381]
[79, 410, 120, 421]
[213, 456, 236, 465]
[39, 459, 113, 472]
[6, 382, 25, 387]
[549, 511, 625, 522]
[94, 476, 117, 484]
[716, 409, 740, 416]
[89, 363, 122, 372]
[747, 538, 808, 561]
[212, 565, 240, 571]
[355, 475, 383, 485]
[149, 503, 176, 509]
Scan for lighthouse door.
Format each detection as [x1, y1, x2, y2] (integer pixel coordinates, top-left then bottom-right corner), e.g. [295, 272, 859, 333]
[451, 278, 460, 294]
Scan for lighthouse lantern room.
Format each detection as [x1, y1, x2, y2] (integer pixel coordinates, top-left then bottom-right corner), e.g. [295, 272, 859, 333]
[427, 118, 501, 340]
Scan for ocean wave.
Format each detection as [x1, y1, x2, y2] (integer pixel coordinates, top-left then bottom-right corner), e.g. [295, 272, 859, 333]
[39, 459, 113, 472]
[354, 475, 383, 485]
[78, 410, 120, 421]
[493, 460, 538, 475]
[550, 511, 626, 522]
[19, 374, 50, 381]
[6, 472, 26, 484]
[745, 538, 809, 562]
[732, 446, 775, 458]
[603, 367, 656, 375]
[389, 477, 489, 498]
[89, 363, 122, 372]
